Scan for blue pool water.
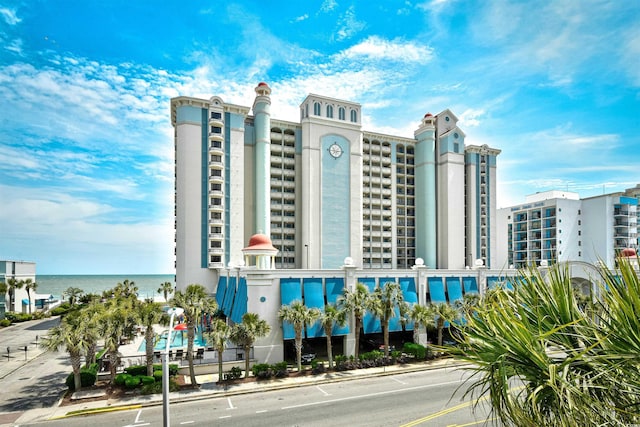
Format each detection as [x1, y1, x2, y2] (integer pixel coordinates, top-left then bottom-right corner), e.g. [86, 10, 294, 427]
[138, 330, 208, 352]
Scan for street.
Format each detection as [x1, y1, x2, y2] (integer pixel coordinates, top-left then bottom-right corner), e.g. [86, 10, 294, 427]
[28, 368, 495, 427]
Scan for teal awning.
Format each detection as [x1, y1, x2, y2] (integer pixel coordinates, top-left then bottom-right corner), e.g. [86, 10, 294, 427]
[22, 299, 29, 305]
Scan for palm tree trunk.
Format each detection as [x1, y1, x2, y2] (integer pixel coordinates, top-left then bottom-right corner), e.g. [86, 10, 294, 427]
[354, 316, 362, 359]
[437, 319, 444, 347]
[413, 322, 420, 345]
[187, 323, 197, 386]
[71, 350, 82, 391]
[295, 328, 303, 372]
[86, 341, 97, 368]
[244, 345, 250, 378]
[326, 334, 333, 369]
[217, 349, 223, 382]
[145, 328, 155, 377]
[109, 350, 119, 384]
[383, 320, 390, 358]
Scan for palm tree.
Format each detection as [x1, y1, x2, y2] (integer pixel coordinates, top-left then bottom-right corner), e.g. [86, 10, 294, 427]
[204, 319, 230, 382]
[446, 259, 640, 426]
[42, 312, 91, 391]
[80, 301, 104, 367]
[0, 281, 7, 313]
[157, 281, 174, 302]
[99, 298, 138, 383]
[63, 287, 84, 306]
[369, 281, 404, 358]
[6, 277, 23, 312]
[278, 300, 321, 372]
[137, 300, 165, 376]
[24, 279, 37, 314]
[409, 303, 435, 346]
[337, 282, 371, 359]
[430, 302, 459, 347]
[320, 304, 347, 369]
[114, 279, 138, 299]
[172, 284, 216, 387]
[230, 312, 271, 378]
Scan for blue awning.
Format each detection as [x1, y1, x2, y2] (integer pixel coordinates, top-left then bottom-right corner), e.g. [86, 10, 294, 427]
[399, 277, 417, 331]
[303, 278, 325, 338]
[462, 277, 478, 293]
[359, 278, 381, 334]
[446, 277, 463, 303]
[22, 298, 29, 305]
[215, 276, 228, 306]
[230, 278, 247, 324]
[324, 278, 349, 336]
[280, 278, 302, 340]
[379, 277, 402, 333]
[222, 276, 236, 316]
[487, 276, 500, 289]
[428, 277, 446, 303]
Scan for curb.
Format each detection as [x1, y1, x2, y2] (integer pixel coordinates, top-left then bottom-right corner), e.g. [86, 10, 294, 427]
[55, 359, 466, 418]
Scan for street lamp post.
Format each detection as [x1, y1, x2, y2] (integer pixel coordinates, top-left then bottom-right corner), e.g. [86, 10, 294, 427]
[304, 244, 309, 269]
[163, 307, 184, 427]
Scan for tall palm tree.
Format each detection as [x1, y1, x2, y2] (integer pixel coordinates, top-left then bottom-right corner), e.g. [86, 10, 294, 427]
[42, 312, 91, 391]
[157, 281, 174, 302]
[24, 279, 37, 314]
[137, 300, 165, 376]
[63, 287, 84, 306]
[337, 282, 371, 359]
[204, 319, 230, 382]
[320, 304, 347, 369]
[114, 279, 138, 299]
[80, 301, 104, 367]
[446, 260, 640, 426]
[230, 312, 271, 378]
[99, 298, 138, 383]
[369, 281, 404, 358]
[409, 303, 435, 346]
[278, 300, 321, 372]
[6, 277, 22, 312]
[430, 302, 459, 347]
[172, 284, 216, 386]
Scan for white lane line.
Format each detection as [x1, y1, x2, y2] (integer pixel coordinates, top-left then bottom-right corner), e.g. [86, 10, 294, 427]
[256, 410, 268, 414]
[391, 376, 407, 385]
[316, 385, 330, 396]
[227, 397, 235, 409]
[282, 379, 461, 410]
[134, 409, 144, 423]
[219, 415, 232, 419]
[180, 421, 195, 425]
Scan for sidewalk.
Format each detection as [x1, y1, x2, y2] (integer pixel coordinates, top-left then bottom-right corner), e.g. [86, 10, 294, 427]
[0, 317, 58, 380]
[16, 357, 462, 424]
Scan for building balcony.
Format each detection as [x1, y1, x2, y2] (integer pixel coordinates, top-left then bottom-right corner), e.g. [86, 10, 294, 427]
[209, 233, 224, 240]
[209, 117, 223, 127]
[209, 175, 224, 183]
[209, 145, 224, 156]
[208, 248, 224, 255]
[208, 203, 224, 211]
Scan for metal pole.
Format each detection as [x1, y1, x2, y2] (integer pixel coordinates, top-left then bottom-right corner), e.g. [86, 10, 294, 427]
[163, 307, 183, 427]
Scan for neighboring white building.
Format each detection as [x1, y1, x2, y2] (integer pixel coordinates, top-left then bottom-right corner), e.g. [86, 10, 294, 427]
[497, 187, 639, 269]
[171, 83, 501, 292]
[0, 260, 36, 318]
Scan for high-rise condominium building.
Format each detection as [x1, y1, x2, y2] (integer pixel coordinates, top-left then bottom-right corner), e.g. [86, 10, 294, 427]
[171, 83, 501, 290]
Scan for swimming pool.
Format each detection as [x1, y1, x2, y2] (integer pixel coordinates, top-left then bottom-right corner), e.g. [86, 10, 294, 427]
[138, 329, 208, 352]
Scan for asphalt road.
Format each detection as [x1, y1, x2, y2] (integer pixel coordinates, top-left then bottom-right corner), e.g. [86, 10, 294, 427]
[29, 368, 496, 427]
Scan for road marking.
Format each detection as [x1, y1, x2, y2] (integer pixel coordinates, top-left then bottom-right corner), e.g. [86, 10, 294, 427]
[134, 409, 144, 423]
[400, 401, 472, 427]
[227, 397, 235, 409]
[219, 415, 232, 419]
[282, 380, 461, 410]
[391, 376, 407, 385]
[180, 421, 195, 425]
[446, 417, 496, 427]
[316, 385, 330, 396]
[256, 410, 268, 413]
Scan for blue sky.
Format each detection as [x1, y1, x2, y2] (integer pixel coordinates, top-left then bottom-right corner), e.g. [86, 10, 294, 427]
[0, 1, 638, 274]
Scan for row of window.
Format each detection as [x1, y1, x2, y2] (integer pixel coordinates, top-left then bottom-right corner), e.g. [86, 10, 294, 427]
[302, 102, 358, 123]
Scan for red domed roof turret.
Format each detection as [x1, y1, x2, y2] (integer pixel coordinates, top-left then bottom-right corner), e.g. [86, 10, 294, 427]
[258, 82, 269, 87]
[243, 233, 277, 251]
[424, 113, 433, 118]
[621, 248, 637, 257]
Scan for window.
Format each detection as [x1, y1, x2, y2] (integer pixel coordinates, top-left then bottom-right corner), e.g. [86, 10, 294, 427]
[578, 220, 581, 225]
[350, 109, 357, 122]
[339, 107, 345, 120]
[326, 105, 333, 118]
[210, 111, 222, 119]
[313, 102, 321, 116]
[211, 126, 222, 134]
[453, 143, 459, 153]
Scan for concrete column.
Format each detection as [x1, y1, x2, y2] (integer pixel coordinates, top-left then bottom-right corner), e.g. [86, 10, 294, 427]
[342, 259, 358, 357]
[253, 83, 272, 238]
[415, 115, 437, 268]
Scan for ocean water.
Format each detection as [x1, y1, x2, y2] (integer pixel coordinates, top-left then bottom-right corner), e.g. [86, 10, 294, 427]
[35, 274, 175, 301]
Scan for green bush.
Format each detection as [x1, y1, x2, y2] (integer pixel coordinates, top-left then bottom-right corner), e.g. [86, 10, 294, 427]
[125, 376, 141, 389]
[252, 363, 273, 379]
[311, 360, 326, 374]
[273, 361, 289, 378]
[114, 373, 132, 386]
[66, 367, 98, 390]
[140, 378, 179, 395]
[32, 311, 50, 320]
[150, 363, 178, 376]
[124, 365, 148, 376]
[153, 370, 163, 381]
[0, 319, 10, 327]
[140, 375, 155, 385]
[403, 342, 426, 359]
[5, 312, 32, 323]
[50, 303, 73, 316]
[224, 366, 243, 381]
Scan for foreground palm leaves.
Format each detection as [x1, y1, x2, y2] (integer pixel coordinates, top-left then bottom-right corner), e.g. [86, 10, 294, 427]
[446, 259, 640, 427]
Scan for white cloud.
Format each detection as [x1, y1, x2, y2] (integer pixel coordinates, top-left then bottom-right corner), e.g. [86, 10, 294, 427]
[0, 7, 21, 25]
[320, 0, 338, 13]
[335, 6, 366, 41]
[338, 36, 434, 64]
[458, 108, 485, 127]
[292, 14, 308, 22]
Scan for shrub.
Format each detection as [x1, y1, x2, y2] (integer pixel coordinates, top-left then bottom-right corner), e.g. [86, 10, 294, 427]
[124, 365, 148, 376]
[403, 342, 426, 359]
[125, 376, 141, 389]
[66, 367, 98, 390]
[50, 304, 73, 316]
[0, 319, 10, 327]
[32, 311, 50, 320]
[273, 361, 289, 378]
[141, 378, 179, 395]
[153, 370, 163, 381]
[224, 366, 243, 381]
[252, 363, 273, 379]
[311, 360, 326, 374]
[151, 363, 179, 376]
[5, 312, 32, 323]
[115, 373, 132, 386]
[140, 375, 155, 385]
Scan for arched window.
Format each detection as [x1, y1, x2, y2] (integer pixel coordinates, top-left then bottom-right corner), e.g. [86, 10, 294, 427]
[350, 109, 357, 123]
[338, 107, 345, 120]
[305, 103, 309, 118]
[326, 105, 333, 118]
[313, 102, 321, 116]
